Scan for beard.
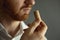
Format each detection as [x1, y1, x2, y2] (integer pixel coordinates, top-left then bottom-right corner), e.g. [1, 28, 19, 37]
[13, 14, 29, 21]
[7, 5, 31, 21]
[9, 12, 29, 21]
[10, 7, 31, 21]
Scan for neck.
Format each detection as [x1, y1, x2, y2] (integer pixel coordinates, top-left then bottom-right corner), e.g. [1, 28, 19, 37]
[0, 12, 21, 37]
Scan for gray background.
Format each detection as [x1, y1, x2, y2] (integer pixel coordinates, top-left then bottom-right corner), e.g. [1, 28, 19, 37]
[25, 0, 60, 40]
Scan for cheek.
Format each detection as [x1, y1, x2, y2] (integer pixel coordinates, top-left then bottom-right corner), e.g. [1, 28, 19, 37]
[5, 0, 25, 14]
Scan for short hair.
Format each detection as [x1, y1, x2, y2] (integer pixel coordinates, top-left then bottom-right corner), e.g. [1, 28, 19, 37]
[0, 0, 3, 7]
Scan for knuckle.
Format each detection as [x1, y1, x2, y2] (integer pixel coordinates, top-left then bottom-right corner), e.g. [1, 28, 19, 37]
[41, 21, 48, 31]
[44, 24, 48, 31]
[35, 18, 41, 23]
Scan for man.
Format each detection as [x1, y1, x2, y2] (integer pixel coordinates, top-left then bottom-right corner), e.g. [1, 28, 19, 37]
[0, 0, 48, 40]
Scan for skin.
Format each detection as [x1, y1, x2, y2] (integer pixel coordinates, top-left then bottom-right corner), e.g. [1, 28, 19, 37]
[20, 10, 48, 40]
[0, 0, 48, 40]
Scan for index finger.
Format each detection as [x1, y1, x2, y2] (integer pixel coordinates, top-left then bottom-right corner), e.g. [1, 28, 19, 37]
[28, 10, 42, 35]
[34, 10, 42, 22]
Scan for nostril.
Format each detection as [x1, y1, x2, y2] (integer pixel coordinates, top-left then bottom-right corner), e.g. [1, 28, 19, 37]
[24, 0, 28, 5]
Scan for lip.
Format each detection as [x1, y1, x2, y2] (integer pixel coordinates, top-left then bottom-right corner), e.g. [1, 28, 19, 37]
[20, 5, 32, 10]
[23, 8, 31, 10]
[23, 8, 31, 14]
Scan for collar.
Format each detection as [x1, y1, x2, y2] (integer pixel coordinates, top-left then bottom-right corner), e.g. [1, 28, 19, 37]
[0, 21, 28, 38]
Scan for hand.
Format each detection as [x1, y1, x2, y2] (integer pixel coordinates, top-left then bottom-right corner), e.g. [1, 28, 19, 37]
[20, 10, 48, 40]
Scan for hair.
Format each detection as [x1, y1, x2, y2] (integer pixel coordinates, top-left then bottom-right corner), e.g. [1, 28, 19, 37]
[0, 0, 4, 8]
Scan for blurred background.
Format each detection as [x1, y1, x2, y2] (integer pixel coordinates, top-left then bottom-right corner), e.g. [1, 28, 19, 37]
[25, 0, 60, 40]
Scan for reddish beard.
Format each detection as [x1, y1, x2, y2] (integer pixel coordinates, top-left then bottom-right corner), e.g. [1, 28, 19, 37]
[9, 13, 29, 21]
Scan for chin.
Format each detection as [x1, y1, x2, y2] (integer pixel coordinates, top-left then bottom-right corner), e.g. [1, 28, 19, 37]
[18, 14, 29, 21]
[12, 14, 29, 21]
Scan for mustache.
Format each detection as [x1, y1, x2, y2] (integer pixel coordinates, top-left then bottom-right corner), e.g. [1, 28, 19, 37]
[20, 5, 33, 10]
[17, 5, 33, 14]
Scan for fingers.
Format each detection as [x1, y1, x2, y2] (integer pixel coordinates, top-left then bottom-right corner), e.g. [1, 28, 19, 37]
[28, 10, 41, 27]
[28, 10, 42, 35]
[34, 10, 42, 22]
[40, 21, 48, 36]
[28, 10, 48, 36]
[37, 21, 48, 36]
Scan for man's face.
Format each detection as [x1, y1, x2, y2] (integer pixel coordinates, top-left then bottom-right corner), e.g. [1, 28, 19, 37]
[4, 0, 35, 21]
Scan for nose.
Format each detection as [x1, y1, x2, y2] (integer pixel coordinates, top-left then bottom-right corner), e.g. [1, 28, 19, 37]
[25, 0, 35, 6]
